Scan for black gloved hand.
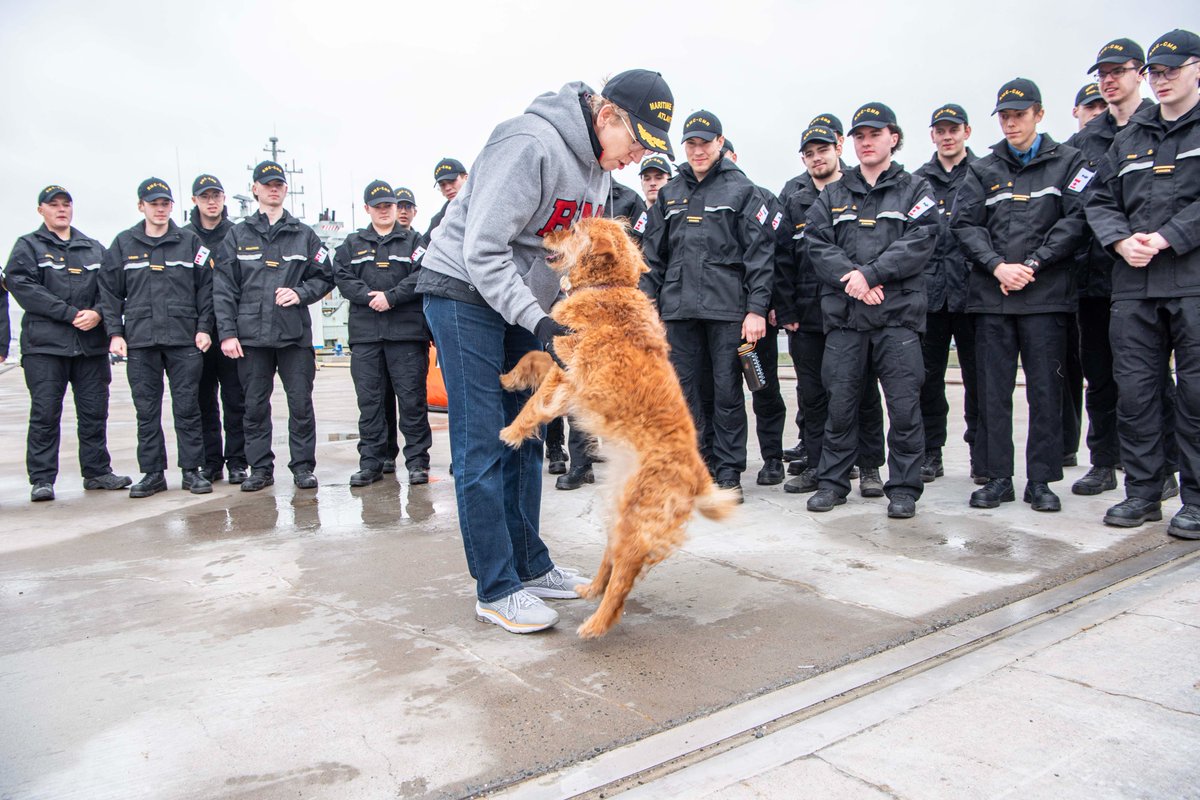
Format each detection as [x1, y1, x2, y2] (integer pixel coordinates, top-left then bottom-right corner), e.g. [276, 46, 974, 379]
[534, 316, 573, 369]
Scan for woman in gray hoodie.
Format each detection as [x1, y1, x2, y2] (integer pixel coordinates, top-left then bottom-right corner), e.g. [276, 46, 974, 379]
[417, 69, 675, 634]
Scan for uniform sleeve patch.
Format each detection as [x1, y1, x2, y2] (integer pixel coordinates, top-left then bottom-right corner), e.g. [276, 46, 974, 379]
[411, 246, 427, 263]
[755, 204, 769, 225]
[633, 211, 648, 234]
[314, 246, 329, 264]
[771, 211, 783, 231]
[1068, 167, 1096, 193]
[908, 196, 936, 219]
[194, 246, 211, 266]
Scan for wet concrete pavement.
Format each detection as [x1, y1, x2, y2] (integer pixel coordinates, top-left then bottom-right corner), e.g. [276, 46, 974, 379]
[0, 358, 1191, 799]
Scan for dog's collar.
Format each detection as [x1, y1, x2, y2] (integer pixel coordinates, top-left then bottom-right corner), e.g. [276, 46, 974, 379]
[566, 283, 633, 295]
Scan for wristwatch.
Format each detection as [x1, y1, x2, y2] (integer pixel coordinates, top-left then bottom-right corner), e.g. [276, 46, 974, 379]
[1023, 257, 1040, 270]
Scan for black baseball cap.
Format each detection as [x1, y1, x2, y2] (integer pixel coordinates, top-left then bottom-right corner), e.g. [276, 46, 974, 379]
[138, 178, 173, 202]
[639, 155, 672, 176]
[602, 68, 675, 160]
[1075, 83, 1105, 107]
[1089, 38, 1146, 73]
[394, 187, 416, 206]
[800, 125, 838, 150]
[433, 158, 466, 184]
[930, 103, 969, 126]
[849, 103, 898, 133]
[992, 78, 1041, 114]
[682, 110, 722, 142]
[364, 180, 397, 206]
[721, 138, 735, 155]
[809, 113, 843, 136]
[253, 161, 287, 184]
[192, 174, 224, 196]
[1144, 29, 1200, 69]
[38, 185, 71, 204]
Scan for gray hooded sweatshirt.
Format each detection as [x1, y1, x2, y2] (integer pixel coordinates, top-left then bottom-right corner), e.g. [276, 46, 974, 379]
[417, 82, 611, 334]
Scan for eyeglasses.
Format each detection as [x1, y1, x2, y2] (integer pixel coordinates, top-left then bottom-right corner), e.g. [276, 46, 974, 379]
[618, 113, 646, 156]
[1144, 61, 1200, 82]
[1096, 66, 1136, 81]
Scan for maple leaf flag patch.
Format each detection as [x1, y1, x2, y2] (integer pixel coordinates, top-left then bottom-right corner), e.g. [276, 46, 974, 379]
[908, 196, 936, 219]
[314, 246, 329, 264]
[1068, 167, 1095, 193]
[633, 211, 648, 234]
[771, 211, 783, 231]
[755, 204, 769, 225]
[411, 246, 427, 263]
[194, 246, 210, 266]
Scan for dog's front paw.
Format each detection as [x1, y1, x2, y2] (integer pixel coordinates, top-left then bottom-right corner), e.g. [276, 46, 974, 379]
[576, 614, 612, 639]
[575, 581, 604, 601]
[498, 424, 527, 448]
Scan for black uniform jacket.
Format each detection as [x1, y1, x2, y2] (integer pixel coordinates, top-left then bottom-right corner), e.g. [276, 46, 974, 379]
[806, 162, 938, 333]
[641, 156, 775, 322]
[213, 210, 334, 348]
[333, 225, 428, 345]
[607, 181, 648, 243]
[1086, 101, 1200, 301]
[1067, 99, 1156, 298]
[774, 173, 827, 333]
[4, 225, 108, 357]
[185, 209, 234, 250]
[99, 220, 214, 348]
[953, 135, 1089, 315]
[0, 279, 10, 359]
[913, 150, 978, 313]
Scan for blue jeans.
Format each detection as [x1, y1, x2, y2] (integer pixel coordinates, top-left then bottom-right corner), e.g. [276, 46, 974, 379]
[423, 295, 552, 601]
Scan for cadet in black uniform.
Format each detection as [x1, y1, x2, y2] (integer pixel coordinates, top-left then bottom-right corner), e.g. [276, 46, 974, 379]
[379, 184, 423, 475]
[213, 161, 335, 492]
[913, 104, 979, 483]
[1072, 83, 1108, 129]
[100, 178, 214, 497]
[642, 110, 775, 498]
[776, 125, 888, 496]
[1086, 29, 1200, 538]
[334, 181, 432, 487]
[184, 174, 247, 485]
[5, 185, 131, 501]
[421, 158, 467, 248]
[780, 113, 846, 204]
[804, 104, 938, 518]
[954, 79, 1089, 513]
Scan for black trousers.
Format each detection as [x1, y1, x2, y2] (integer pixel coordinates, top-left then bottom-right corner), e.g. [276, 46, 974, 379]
[1062, 312, 1084, 459]
[920, 309, 978, 459]
[545, 416, 594, 467]
[350, 340, 432, 472]
[1110, 298, 1199, 505]
[666, 319, 747, 480]
[1076, 298, 1120, 467]
[22, 353, 114, 484]
[791, 329, 885, 469]
[127, 345, 205, 472]
[199, 345, 246, 470]
[818, 327, 924, 498]
[238, 345, 317, 475]
[975, 313, 1067, 483]
[749, 326, 786, 461]
[383, 382, 400, 462]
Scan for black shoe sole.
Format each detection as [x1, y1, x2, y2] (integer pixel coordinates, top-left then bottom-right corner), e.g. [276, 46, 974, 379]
[409, 475, 429, 486]
[888, 506, 916, 519]
[227, 474, 247, 485]
[31, 492, 55, 502]
[1072, 479, 1118, 496]
[240, 478, 275, 492]
[807, 496, 847, 512]
[757, 473, 785, 486]
[1104, 509, 1163, 528]
[349, 476, 382, 487]
[556, 476, 594, 490]
[860, 485, 885, 498]
[969, 492, 1016, 509]
[783, 481, 818, 494]
[129, 485, 167, 498]
[548, 463, 567, 475]
[1167, 523, 1200, 540]
[185, 483, 213, 495]
[1023, 489, 1062, 512]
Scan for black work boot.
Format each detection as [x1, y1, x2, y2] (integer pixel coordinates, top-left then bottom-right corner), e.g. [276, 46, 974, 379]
[556, 464, 594, 490]
[970, 477, 1015, 509]
[240, 469, 274, 492]
[293, 471, 318, 490]
[782, 440, 806, 462]
[350, 468, 382, 487]
[30, 482, 55, 502]
[1103, 497, 1162, 528]
[1162, 473, 1180, 500]
[757, 458, 785, 486]
[1072, 466, 1117, 496]
[807, 488, 846, 512]
[546, 447, 568, 475]
[83, 472, 133, 491]
[887, 492, 917, 519]
[920, 450, 944, 483]
[858, 466, 884, 498]
[1024, 481, 1062, 512]
[784, 467, 818, 494]
[227, 464, 249, 485]
[408, 467, 429, 485]
[200, 465, 224, 484]
[1168, 505, 1200, 540]
[381, 458, 397, 475]
[182, 468, 213, 495]
[129, 472, 168, 498]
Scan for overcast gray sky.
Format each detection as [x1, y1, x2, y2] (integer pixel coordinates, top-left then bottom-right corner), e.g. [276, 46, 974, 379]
[0, 0, 1188, 252]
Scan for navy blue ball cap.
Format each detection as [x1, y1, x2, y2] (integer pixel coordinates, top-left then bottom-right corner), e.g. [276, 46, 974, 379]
[394, 186, 416, 206]
[1089, 37, 1146, 72]
[38, 184, 71, 204]
[1144, 29, 1200, 69]
[682, 109, 722, 142]
[992, 78, 1041, 114]
[364, 180, 397, 206]
[603, 69, 675, 159]
[433, 158, 467, 184]
[799, 125, 838, 150]
[930, 103, 969, 126]
[809, 113, 844, 135]
[192, 174, 224, 196]
[1075, 83, 1104, 107]
[138, 177, 173, 202]
[721, 138, 735, 155]
[253, 161, 287, 184]
[849, 103, 898, 133]
[638, 155, 672, 176]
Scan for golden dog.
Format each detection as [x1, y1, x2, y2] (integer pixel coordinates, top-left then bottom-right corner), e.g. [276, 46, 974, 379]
[499, 217, 738, 638]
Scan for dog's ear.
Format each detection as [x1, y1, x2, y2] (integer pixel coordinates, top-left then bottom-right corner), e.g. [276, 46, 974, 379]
[587, 224, 620, 262]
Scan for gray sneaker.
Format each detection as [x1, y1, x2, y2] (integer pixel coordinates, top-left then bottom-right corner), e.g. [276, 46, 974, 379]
[522, 566, 590, 599]
[475, 589, 559, 633]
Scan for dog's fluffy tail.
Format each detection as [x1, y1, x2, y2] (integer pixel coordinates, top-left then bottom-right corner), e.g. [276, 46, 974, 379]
[696, 483, 740, 521]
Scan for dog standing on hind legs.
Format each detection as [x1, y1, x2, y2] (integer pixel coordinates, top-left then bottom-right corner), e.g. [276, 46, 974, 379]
[498, 217, 738, 638]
